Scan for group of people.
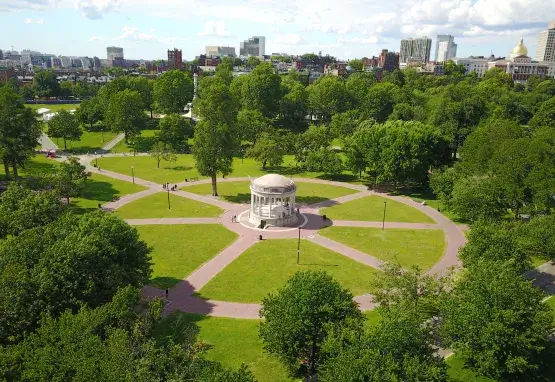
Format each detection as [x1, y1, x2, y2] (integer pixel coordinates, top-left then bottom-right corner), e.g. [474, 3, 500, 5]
[163, 183, 178, 191]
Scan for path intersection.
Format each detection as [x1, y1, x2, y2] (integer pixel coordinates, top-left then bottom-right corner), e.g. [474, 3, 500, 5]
[74, 154, 467, 319]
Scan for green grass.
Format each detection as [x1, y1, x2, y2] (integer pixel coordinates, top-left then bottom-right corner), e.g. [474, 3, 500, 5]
[0, 154, 58, 180]
[198, 239, 379, 303]
[395, 188, 469, 224]
[320, 227, 445, 271]
[183, 181, 357, 205]
[546, 296, 555, 326]
[71, 173, 146, 213]
[112, 129, 158, 153]
[27, 103, 80, 112]
[153, 312, 293, 382]
[97, 155, 360, 185]
[115, 192, 223, 219]
[136, 225, 238, 288]
[320, 195, 435, 223]
[531, 256, 550, 268]
[446, 354, 495, 382]
[50, 130, 118, 154]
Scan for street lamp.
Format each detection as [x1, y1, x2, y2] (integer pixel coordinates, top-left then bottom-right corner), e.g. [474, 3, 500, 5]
[131, 166, 135, 184]
[95, 151, 98, 167]
[382, 201, 387, 230]
[297, 227, 301, 264]
[167, 186, 171, 210]
[101, 126, 104, 142]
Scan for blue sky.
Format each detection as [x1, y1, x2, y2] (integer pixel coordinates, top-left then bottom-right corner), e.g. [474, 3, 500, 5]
[0, 0, 553, 61]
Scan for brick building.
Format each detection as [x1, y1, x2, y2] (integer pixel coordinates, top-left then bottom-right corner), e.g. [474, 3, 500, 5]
[167, 48, 183, 70]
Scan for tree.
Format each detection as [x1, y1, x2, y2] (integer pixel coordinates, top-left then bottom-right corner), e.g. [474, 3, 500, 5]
[246, 130, 284, 169]
[75, 97, 103, 129]
[280, 76, 308, 126]
[149, 141, 177, 168]
[347, 58, 363, 71]
[346, 72, 376, 108]
[33, 70, 60, 98]
[247, 56, 261, 69]
[105, 89, 146, 142]
[0, 184, 65, 239]
[129, 76, 154, 117]
[448, 176, 505, 222]
[388, 102, 415, 121]
[157, 114, 192, 153]
[520, 215, 555, 263]
[307, 75, 351, 122]
[0, 210, 152, 344]
[0, 86, 41, 179]
[59, 81, 73, 98]
[153, 70, 193, 114]
[529, 97, 555, 129]
[237, 109, 271, 144]
[215, 62, 233, 85]
[441, 259, 552, 380]
[329, 110, 359, 138]
[51, 156, 90, 204]
[259, 271, 363, 378]
[361, 82, 399, 123]
[47, 110, 82, 150]
[240, 63, 282, 118]
[443, 60, 466, 76]
[305, 148, 343, 175]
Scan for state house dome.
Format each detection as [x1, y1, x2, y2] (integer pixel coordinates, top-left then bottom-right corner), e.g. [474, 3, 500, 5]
[510, 37, 528, 57]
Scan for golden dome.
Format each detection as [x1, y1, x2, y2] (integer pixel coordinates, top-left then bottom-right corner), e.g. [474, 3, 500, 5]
[510, 37, 528, 57]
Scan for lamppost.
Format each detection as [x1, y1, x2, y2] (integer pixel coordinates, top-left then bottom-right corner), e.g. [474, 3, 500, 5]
[382, 201, 387, 230]
[297, 227, 301, 264]
[167, 186, 171, 210]
[131, 166, 135, 184]
[101, 126, 104, 142]
[95, 151, 98, 167]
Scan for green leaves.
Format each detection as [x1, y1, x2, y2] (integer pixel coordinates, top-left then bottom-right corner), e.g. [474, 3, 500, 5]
[47, 110, 82, 150]
[105, 89, 146, 141]
[153, 70, 193, 114]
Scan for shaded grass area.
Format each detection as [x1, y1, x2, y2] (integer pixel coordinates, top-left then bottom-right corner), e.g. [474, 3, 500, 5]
[153, 312, 293, 382]
[136, 225, 238, 288]
[198, 239, 379, 303]
[115, 192, 223, 219]
[320, 227, 445, 271]
[446, 355, 496, 382]
[112, 129, 158, 153]
[71, 173, 146, 213]
[0, 154, 58, 181]
[320, 195, 435, 223]
[50, 130, 118, 154]
[97, 154, 361, 185]
[27, 103, 79, 112]
[183, 181, 357, 205]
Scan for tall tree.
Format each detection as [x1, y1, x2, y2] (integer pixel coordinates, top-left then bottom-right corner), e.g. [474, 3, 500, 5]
[346, 72, 376, 108]
[0, 87, 41, 179]
[442, 259, 553, 380]
[259, 271, 363, 378]
[33, 70, 60, 98]
[157, 114, 192, 153]
[75, 97, 103, 129]
[129, 76, 154, 117]
[307, 75, 351, 122]
[246, 130, 285, 169]
[237, 109, 272, 144]
[104, 89, 146, 142]
[51, 156, 90, 204]
[47, 110, 82, 150]
[153, 70, 193, 114]
[240, 63, 282, 118]
[279, 76, 308, 126]
[529, 97, 555, 129]
[149, 141, 177, 168]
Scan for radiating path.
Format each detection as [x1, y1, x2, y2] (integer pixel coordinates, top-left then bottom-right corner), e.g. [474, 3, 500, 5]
[39, 133, 58, 151]
[310, 234, 386, 270]
[332, 220, 442, 229]
[102, 133, 125, 151]
[125, 218, 221, 225]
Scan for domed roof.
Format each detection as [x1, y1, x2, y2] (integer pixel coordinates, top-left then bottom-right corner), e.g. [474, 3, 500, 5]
[510, 37, 528, 57]
[346, 65, 354, 72]
[252, 174, 295, 188]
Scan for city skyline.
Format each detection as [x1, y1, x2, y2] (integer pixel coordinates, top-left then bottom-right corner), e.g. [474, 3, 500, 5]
[1, 0, 554, 60]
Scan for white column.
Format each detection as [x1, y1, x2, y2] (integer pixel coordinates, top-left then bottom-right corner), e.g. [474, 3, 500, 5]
[251, 193, 254, 215]
[269, 197, 273, 218]
[258, 195, 262, 217]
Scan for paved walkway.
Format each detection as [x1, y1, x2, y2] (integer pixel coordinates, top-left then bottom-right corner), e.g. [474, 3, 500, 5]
[39, 133, 58, 151]
[102, 133, 125, 151]
[72, 161, 469, 319]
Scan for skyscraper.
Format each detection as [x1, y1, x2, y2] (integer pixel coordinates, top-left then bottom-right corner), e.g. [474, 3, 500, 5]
[535, 21, 555, 62]
[106, 46, 124, 67]
[399, 37, 432, 64]
[240, 36, 266, 57]
[167, 48, 183, 69]
[435, 35, 457, 61]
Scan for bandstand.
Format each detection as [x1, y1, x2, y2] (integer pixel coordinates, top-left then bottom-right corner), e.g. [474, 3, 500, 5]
[249, 174, 298, 228]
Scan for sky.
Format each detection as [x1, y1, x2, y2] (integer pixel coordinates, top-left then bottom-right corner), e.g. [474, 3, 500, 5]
[0, 0, 553, 61]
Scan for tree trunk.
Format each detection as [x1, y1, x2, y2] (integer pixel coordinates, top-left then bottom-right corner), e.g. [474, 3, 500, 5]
[11, 157, 18, 180]
[3, 161, 10, 180]
[150, 110, 153, 119]
[63, 138, 67, 150]
[90, 121, 93, 129]
[66, 196, 70, 205]
[157, 158, 160, 168]
[124, 132, 128, 144]
[359, 170, 362, 178]
[211, 174, 218, 196]
[309, 339, 317, 376]
[262, 160, 267, 170]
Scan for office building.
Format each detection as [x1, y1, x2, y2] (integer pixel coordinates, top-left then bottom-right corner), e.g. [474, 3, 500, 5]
[205, 46, 236, 57]
[50, 57, 62, 69]
[452, 56, 493, 77]
[240, 36, 265, 57]
[167, 48, 183, 69]
[92, 56, 101, 71]
[400, 37, 432, 64]
[106, 46, 124, 67]
[435, 35, 457, 62]
[535, 21, 555, 62]
[0, 50, 3, 60]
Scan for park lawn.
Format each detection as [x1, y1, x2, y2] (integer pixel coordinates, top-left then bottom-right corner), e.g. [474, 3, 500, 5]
[399, 189, 468, 224]
[446, 354, 495, 382]
[198, 239, 379, 303]
[71, 173, 147, 213]
[319, 227, 445, 271]
[112, 129, 158, 153]
[183, 181, 357, 205]
[27, 103, 80, 112]
[49, 130, 118, 153]
[0, 154, 58, 180]
[546, 296, 555, 326]
[153, 312, 293, 382]
[97, 154, 360, 185]
[320, 195, 435, 223]
[136, 225, 238, 288]
[531, 256, 550, 268]
[115, 192, 223, 219]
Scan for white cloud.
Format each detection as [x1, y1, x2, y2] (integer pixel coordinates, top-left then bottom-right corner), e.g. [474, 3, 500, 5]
[338, 36, 379, 44]
[274, 34, 306, 45]
[120, 25, 156, 41]
[89, 35, 106, 41]
[75, 0, 118, 20]
[24, 17, 45, 24]
[24, 17, 32, 23]
[198, 20, 232, 37]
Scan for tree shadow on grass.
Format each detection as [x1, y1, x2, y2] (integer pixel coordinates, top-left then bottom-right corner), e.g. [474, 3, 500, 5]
[316, 173, 359, 183]
[299, 263, 339, 267]
[296, 196, 330, 205]
[223, 193, 251, 204]
[166, 166, 194, 172]
[150, 276, 183, 289]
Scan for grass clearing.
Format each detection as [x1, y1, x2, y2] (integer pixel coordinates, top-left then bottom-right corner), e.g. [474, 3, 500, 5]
[0, 154, 58, 180]
[320, 195, 435, 223]
[198, 239, 379, 303]
[71, 172, 146, 213]
[112, 129, 158, 153]
[136, 225, 237, 288]
[49, 130, 118, 154]
[27, 103, 80, 112]
[446, 354, 495, 382]
[153, 312, 293, 382]
[115, 192, 223, 219]
[183, 181, 357, 205]
[320, 227, 445, 271]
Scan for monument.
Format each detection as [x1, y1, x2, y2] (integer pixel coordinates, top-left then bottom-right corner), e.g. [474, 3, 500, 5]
[249, 174, 298, 228]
